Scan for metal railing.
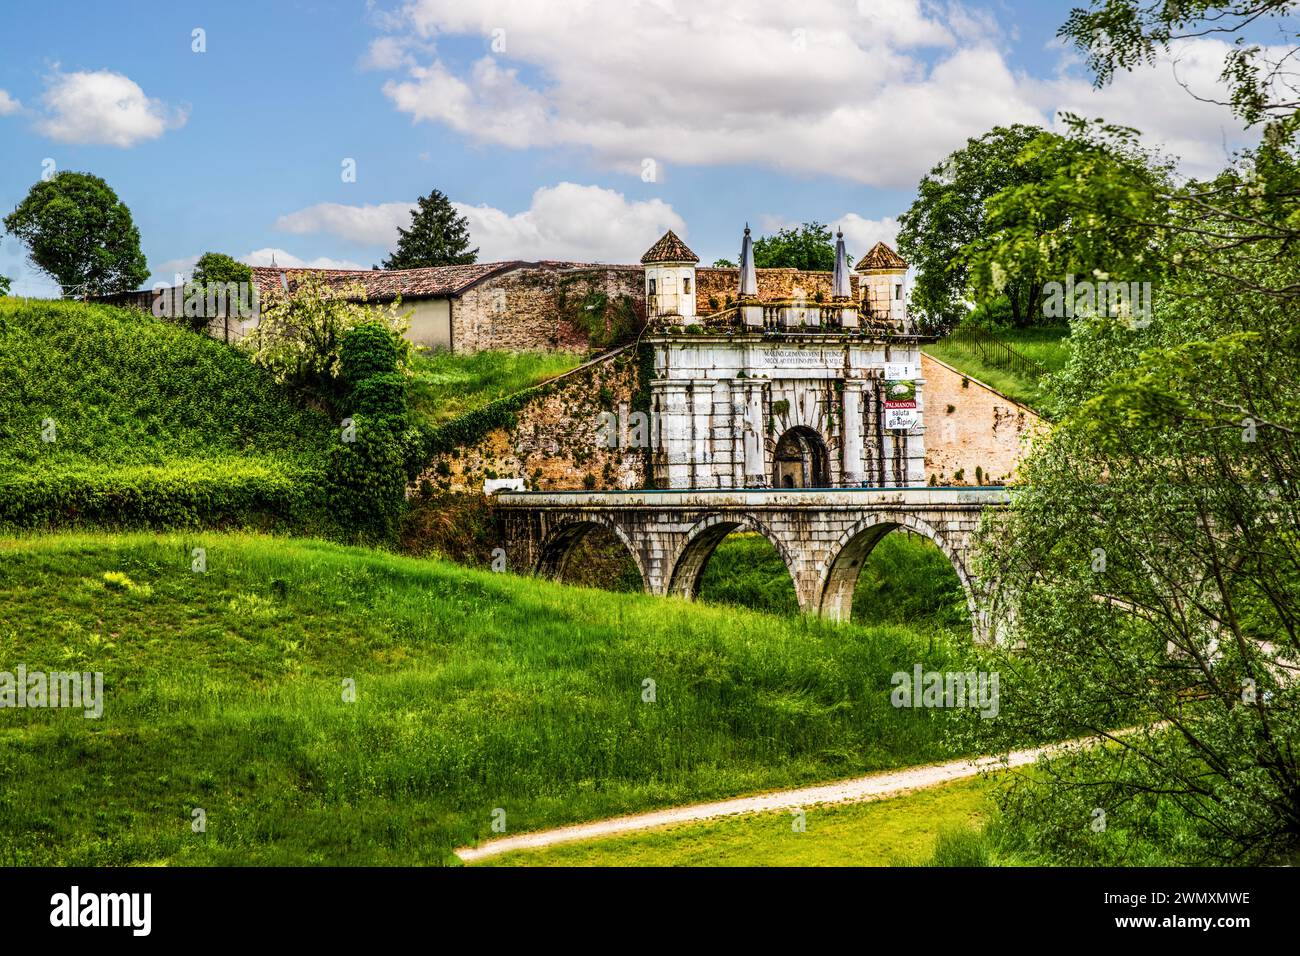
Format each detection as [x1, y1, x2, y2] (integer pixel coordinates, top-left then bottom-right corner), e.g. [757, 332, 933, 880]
[948, 325, 1046, 379]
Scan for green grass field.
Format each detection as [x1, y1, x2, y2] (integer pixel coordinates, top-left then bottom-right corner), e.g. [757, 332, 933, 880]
[480, 775, 996, 866]
[408, 349, 585, 425]
[0, 531, 1005, 866]
[923, 326, 1070, 410]
[0, 299, 334, 530]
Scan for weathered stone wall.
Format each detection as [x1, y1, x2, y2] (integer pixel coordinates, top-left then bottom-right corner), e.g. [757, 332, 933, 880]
[413, 347, 649, 495]
[451, 265, 644, 353]
[694, 268, 861, 314]
[922, 352, 1045, 485]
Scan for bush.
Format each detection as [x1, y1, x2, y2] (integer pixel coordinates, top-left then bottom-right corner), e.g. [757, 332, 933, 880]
[325, 415, 409, 543]
[348, 372, 408, 420]
[327, 322, 417, 543]
[0, 298, 335, 533]
[340, 320, 404, 383]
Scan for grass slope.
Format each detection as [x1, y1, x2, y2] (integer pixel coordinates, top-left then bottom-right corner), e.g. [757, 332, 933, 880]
[923, 326, 1070, 410]
[0, 531, 997, 866]
[408, 349, 585, 426]
[480, 775, 995, 867]
[0, 299, 334, 530]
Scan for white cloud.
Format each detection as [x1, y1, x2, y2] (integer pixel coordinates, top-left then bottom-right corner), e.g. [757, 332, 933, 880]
[372, 0, 1258, 186]
[1042, 38, 1273, 179]
[153, 255, 201, 281]
[36, 70, 187, 147]
[277, 202, 416, 246]
[274, 182, 686, 263]
[242, 248, 367, 270]
[0, 90, 21, 116]
[837, 214, 901, 257]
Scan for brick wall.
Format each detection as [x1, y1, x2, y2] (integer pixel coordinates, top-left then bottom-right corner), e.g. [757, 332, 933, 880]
[922, 352, 1045, 485]
[451, 265, 644, 353]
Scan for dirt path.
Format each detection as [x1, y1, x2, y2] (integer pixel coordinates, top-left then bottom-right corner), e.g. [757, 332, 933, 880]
[455, 739, 1083, 863]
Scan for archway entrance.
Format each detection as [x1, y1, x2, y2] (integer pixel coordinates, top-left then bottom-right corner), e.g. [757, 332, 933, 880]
[772, 426, 829, 488]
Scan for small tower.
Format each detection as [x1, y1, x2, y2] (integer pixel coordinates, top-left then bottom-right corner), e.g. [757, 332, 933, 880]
[855, 242, 908, 328]
[831, 226, 858, 328]
[641, 229, 699, 323]
[737, 223, 763, 327]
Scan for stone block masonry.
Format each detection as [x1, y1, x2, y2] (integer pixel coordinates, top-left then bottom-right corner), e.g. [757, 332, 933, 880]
[496, 487, 1010, 643]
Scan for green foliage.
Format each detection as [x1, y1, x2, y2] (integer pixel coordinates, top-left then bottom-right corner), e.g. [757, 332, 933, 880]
[963, 119, 1174, 316]
[347, 372, 408, 420]
[192, 251, 253, 288]
[327, 323, 415, 543]
[962, 232, 1300, 864]
[381, 187, 477, 269]
[240, 273, 409, 398]
[325, 414, 409, 543]
[0, 298, 334, 531]
[0, 274, 10, 296]
[752, 221, 838, 271]
[0, 531, 1023, 865]
[898, 125, 1047, 331]
[3, 171, 149, 296]
[340, 320, 404, 384]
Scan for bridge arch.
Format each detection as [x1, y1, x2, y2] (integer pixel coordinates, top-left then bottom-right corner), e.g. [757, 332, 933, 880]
[534, 517, 647, 591]
[818, 512, 986, 642]
[666, 512, 798, 602]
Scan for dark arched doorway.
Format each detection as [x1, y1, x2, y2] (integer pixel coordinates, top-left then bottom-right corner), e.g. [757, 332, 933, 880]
[772, 426, 829, 488]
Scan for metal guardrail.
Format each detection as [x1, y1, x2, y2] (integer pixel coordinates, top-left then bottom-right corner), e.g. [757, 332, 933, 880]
[948, 325, 1046, 379]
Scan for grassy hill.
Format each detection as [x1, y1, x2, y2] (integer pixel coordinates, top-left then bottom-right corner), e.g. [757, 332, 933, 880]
[923, 325, 1070, 410]
[0, 299, 335, 530]
[408, 349, 586, 426]
[0, 531, 1006, 866]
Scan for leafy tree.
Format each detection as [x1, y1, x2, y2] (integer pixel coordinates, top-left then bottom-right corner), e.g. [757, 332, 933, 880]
[957, 2, 1300, 863]
[327, 320, 416, 543]
[712, 258, 737, 268]
[3, 172, 149, 297]
[0, 275, 10, 297]
[382, 188, 478, 269]
[752, 222, 838, 272]
[1061, 0, 1296, 126]
[897, 125, 1049, 330]
[192, 251, 253, 288]
[1054, 0, 1300, 299]
[962, 119, 1174, 325]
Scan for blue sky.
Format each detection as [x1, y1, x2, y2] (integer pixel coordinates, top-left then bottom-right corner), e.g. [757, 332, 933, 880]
[0, 0, 1263, 296]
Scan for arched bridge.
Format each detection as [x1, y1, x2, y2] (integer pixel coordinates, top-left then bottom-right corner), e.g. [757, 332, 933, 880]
[495, 487, 1010, 643]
